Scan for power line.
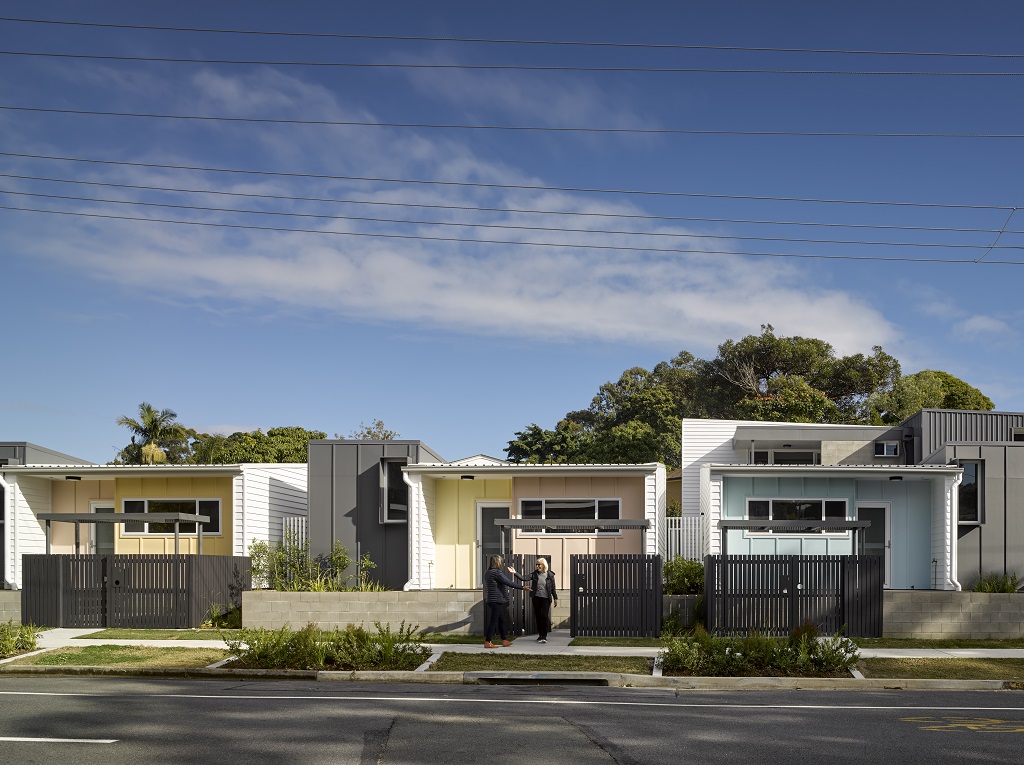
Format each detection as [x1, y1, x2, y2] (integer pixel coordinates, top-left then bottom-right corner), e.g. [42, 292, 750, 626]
[2, 17, 1023, 60]
[2, 203, 1021, 265]
[1, 151, 1016, 211]
[2, 50, 1023, 76]
[3, 105, 1024, 138]
[5, 187, 1018, 250]
[2, 171, 1011, 235]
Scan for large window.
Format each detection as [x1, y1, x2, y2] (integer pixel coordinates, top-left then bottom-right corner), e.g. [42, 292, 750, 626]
[380, 459, 408, 523]
[958, 461, 981, 524]
[753, 450, 821, 465]
[746, 498, 847, 533]
[519, 498, 620, 534]
[122, 499, 221, 535]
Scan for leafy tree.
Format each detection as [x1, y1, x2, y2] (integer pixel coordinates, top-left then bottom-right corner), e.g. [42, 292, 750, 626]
[866, 370, 995, 424]
[189, 427, 327, 464]
[735, 376, 842, 423]
[114, 402, 190, 464]
[340, 419, 401, 440]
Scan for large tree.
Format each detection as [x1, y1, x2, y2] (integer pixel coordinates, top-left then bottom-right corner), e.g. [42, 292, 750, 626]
[114, 402, 190, 464]
[189, 426, 327, 464]
[866, 370, 995, 424]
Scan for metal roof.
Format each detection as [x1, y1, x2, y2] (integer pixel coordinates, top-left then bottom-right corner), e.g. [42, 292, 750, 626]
[707, 463, 961, 477]
[405, 462, 661, 478]
[0, 464, 244, 479]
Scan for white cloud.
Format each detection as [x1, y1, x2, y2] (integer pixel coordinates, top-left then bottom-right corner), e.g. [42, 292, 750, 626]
[958, 314, 1013, 339]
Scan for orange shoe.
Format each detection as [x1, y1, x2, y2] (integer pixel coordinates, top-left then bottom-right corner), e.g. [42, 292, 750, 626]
[484, 641, 497, 648]
[501, 640, 512, 647]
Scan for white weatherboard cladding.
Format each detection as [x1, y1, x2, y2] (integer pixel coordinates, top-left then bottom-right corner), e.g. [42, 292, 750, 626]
[12, 475, 51, 589]
[403, 473, 436, 591]
[934, 474, 962, 590]
[681, 419, 748, 517]
[700, 465, 722, 556]
[645, 464, 666, 557]
[235, 464, 308, 555]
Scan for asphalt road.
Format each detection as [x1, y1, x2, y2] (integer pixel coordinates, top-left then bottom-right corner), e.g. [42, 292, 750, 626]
[1, 677, 1023, 764]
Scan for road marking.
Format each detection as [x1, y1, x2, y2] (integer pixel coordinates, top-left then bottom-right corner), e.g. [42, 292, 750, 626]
[1, 689, 1024, 713]
[0, 736, 118, 743]
[901, 716, 1024, 733]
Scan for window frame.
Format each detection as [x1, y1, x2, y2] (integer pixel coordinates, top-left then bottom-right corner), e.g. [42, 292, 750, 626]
[121, 498, 223, 536]
[874, 441, 900, 457]
[957, 460, 983, 525]
[517, 497, 622, 535]
[379, 458, 409, 524]
[1011, 428, 1024, 443]
[752, 450, 821, 465]
[744, 497, 849, 536]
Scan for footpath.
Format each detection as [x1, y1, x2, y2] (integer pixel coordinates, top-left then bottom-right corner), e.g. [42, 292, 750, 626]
[2, 628, 1022, 690]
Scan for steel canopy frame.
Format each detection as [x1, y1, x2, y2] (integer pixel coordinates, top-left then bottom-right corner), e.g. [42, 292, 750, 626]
[35, 512, 211, 556]
[492, 518, 651, 560]
[717, 519, 871, 557]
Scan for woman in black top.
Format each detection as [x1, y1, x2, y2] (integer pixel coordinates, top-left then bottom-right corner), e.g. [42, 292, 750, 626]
[483, 554, 527, 648]
[526, 558, 558, 642]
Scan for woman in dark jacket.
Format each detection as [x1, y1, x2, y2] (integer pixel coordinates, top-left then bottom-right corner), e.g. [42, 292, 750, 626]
[483, 554, 527, 648]
[526, 558, 558, 642]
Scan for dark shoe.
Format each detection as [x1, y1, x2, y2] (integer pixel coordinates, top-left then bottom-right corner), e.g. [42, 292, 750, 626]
[484, 641, 496, 649]
[501, 639, 512, 647]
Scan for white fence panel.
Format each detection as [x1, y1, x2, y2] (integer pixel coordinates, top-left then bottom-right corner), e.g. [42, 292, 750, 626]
[282, 516, 307, 547]
[666, 516, 703, 560]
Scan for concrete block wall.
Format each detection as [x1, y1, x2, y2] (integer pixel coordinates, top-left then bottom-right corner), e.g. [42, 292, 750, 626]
[243, 590, 486, 634]
[884, 591, 1024, 639]
[0, 590, 21, 624]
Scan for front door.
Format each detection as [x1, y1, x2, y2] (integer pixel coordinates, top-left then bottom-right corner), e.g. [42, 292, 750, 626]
[91, 504, 115, 555]
[857, 503, 891, 588]
[477, 503, 510, 586]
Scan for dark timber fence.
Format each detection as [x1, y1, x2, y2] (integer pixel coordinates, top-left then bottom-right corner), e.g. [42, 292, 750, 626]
[21, 554, 251, 629]
[704, 554, 883, 638]
[482, 553, 538, 637]
[570, 554, 662, 638]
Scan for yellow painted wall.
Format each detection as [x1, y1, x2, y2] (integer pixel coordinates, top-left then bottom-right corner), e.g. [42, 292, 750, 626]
[432, 478, 511, 589]
[113, 476, 234, 555]
[511, 475, 646, 592]
[48, 479, 115, 553]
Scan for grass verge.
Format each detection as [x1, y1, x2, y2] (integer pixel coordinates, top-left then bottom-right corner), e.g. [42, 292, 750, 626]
[9, 645, 231, 668]
[73, 629, 239, 641]
[854, 638, 1024, 649]
[420, 633, 490, 644]
[429, 653, 652, 673]
[859, 657, 1024, 680]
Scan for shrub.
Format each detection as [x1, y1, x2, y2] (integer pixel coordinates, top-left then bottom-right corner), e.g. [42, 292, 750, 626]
[249, 533, 383, 592]
[664, 556, 704, 595]
[0, 620, 37, 658]
[224, 621, 429, 671]
[971, 572, 1021, 593]
[659, 626, 859, 677]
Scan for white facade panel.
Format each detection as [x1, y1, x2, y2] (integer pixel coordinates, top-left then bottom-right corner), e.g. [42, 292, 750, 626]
[681, 419, 749, 517]
[403, 473, 437, 590]
[236, 464, 308, 555]
[644, 464, 666, 557]
[12, 476, 51, 589]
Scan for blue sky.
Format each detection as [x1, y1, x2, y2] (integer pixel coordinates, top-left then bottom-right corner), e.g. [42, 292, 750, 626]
[2, 1, 1023, 464]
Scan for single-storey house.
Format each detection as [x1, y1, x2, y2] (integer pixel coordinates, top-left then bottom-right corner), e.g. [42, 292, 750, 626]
[0, 442, 307, 589]
[306, 439, 666, 592]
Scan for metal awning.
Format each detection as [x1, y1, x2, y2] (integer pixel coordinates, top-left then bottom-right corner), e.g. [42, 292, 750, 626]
[36, 513, 210, 556]
[717, 519, 871, 556]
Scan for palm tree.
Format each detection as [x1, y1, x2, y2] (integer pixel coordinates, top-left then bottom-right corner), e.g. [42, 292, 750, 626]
[116, 402, 189, 464]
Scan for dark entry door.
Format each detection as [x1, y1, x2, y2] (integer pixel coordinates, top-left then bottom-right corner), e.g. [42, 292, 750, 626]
[858, 505, 889, 588]
[478, 504, 510, 586]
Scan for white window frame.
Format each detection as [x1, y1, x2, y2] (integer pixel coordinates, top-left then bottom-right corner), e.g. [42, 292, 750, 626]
[121, 498, 223, 536]
[874, 441, 900, 457]
[744, 497, 849, 536]
[518, 497, 622, 536]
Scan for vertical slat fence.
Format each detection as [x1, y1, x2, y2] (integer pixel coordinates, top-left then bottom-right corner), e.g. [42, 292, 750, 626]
[570, 554, 662, 638]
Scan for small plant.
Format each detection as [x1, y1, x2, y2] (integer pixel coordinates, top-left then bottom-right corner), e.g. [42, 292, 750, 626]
[203, 602, 242, 630]
[971, 572, 1021, 593]
[664, 556, 704, 595]
[248, 534, 383, 592]
[0, 620, 37, 659]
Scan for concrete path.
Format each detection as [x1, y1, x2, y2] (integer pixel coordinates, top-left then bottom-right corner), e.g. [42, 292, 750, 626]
[32, 628, 1024, 659]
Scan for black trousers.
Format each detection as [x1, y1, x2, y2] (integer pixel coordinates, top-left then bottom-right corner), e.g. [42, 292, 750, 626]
[485, 603, 509, 641]
[532, 596, 552, 639]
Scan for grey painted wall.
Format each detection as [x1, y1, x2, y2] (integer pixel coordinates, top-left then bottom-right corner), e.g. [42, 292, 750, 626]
[307, 440, 443, 591]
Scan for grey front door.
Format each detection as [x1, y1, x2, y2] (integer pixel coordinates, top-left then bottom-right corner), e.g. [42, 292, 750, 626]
[857, 505, 889, 588]
[478, 503, 510, 586]
[92, 505, 115, 555]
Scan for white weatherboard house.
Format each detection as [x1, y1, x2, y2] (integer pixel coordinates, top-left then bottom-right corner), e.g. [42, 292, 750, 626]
[0, 451, 307, 590]
[680, 419, 963, 590]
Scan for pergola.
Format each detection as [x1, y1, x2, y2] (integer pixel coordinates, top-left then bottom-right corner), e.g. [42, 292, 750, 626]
[36, 513, 211, 556]
[493, 518, 652, 558]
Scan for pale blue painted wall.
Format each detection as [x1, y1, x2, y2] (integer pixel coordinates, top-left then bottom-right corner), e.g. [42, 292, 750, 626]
[722, 475, 933, 589]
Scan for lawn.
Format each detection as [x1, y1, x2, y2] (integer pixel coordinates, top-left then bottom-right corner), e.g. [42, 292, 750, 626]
[854, 638, 1024, 649]
[429, 653, 652, 673]
[859, 658, 1024, 680]
[8, 645, 231, 668]
[73, 629, 238, 640]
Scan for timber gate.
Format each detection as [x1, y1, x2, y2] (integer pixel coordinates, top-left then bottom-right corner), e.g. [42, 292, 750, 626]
[704, 554, 883, 638]
[570, 554, 662, 638]
[21, 554, 251, 628]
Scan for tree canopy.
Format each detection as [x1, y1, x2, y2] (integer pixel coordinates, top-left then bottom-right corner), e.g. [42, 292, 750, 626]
[505, 326, 994, 468]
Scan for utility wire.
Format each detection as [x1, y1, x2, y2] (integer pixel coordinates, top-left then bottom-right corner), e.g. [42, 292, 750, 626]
[2, 171, 1012, 235]
[3, 105, 1023, 138]
[2, 204, 1021, 265]
[4, 187, 1018, 250]
[2, 17, 1022, 60]
[2, 50, 1023, 76]
[1, 151, 1016, 212]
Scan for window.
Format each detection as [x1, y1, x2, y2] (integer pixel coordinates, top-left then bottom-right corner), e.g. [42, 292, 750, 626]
[745, 498, 848, 533]
[122, 499, 221, 535]
[874, 441, 899, 457]
[380, 459, 408, 523]
[1012, 428, 1024, 443]
[958, 461, 981, 524]
[519, 498, 621, 533]
[752, 450, 820, 465]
